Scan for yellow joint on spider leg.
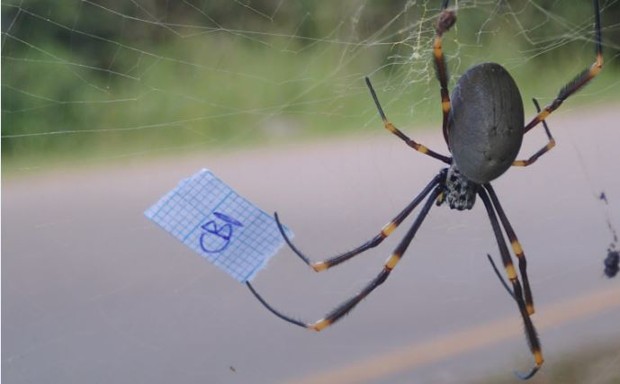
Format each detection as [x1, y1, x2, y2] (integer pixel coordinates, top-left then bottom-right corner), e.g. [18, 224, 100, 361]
[312, 262, 328, 272]
[534, 349, 544, 366]
[436, 192, 445, 204]
[527, 303, 535, 316]
[511, 240, 523, 257]
[538, 110, 550, 121]
[311, 318, 330, 332]
[385, 254, 401, 270]
[433, 37, 441, 50]
[381, 222, 398, 237]
[441, 100, 450, 113]
[385, 122, 397, 133]
[594, 53, 604, 70]
[506, 264, 518, 280]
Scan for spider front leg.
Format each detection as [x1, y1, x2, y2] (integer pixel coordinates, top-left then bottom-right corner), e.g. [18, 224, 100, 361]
[523, 0, 603, 135]
[513, 98, 555, 168]
[247, 183, 442, 332]
[361, 2, 455, 164]
[365, 77, 451, 164]
[479, 186, 542, 380]
[275, 171, 445, 272]
[434, 0, 457, 146]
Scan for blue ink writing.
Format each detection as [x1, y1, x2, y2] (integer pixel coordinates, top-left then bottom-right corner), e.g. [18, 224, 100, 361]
[199, 211, 243, 254]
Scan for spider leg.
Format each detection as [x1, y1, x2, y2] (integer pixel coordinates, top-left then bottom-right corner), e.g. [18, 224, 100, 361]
[485, 184, 535, 315]
[479, 186, 542, 379]
[247, 185, 442, 332]
[275, 171, 445, 272]
[434, 1, 457, 146]
[365, 77, 451, 164]
[362, 2, 455, 163]
[524, 0, 603, 135]
[487, 253, 516, 301]
[513, 98, 555, 167]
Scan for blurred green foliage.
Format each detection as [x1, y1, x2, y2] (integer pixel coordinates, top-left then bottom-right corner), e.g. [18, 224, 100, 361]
[2, 0, 619, 166]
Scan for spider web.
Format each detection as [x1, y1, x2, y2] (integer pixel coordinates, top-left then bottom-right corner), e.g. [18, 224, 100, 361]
[3, 0, 617, 170]
[2, 1, 620, 383]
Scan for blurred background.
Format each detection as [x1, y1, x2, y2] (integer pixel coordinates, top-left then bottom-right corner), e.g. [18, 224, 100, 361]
[3, 0, 620, 168]
[3, 1, 620, 383]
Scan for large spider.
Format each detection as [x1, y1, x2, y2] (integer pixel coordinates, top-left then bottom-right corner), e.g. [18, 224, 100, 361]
[247, 0, 603, 379]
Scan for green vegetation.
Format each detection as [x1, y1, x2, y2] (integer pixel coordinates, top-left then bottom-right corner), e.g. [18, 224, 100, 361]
[2, 1, 619, 169]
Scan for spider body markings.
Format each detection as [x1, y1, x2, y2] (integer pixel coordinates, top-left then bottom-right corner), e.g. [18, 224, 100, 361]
[247, 0, 603, 380]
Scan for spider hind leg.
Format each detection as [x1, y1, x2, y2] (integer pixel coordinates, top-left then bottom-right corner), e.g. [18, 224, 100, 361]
[479, 186, 543, 379]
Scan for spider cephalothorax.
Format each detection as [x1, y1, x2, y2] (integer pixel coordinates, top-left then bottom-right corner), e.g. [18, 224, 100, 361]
[442, 164, 477, 211]
[248, 0, 603, 380]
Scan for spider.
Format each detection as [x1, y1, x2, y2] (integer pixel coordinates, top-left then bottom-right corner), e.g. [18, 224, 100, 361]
[247, 0, 603, 379]
[605, 248, 619, 278]
[600, 192, 619, 278]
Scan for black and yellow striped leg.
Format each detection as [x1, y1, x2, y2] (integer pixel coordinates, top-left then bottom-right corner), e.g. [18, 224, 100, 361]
[248, 186, 442, 332]
[524, 0, 603, 135]
[434, 1, 456, 146]
[486, 253, 516, 300]
[479, 186, 542, 380]
[365, 77, 451, 164]
[513, 98, 555, 168]
[485, 184, 535, 315]
[275, 171, 446, 272]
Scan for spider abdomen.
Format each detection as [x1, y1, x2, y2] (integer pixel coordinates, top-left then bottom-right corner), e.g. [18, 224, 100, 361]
[448, 62, 524, 184]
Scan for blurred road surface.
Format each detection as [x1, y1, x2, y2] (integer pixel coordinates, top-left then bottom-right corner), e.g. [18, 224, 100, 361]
[3, 105, 620, 384]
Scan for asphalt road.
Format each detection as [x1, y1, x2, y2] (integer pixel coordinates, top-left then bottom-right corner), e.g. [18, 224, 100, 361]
[3, 105, 620, 384]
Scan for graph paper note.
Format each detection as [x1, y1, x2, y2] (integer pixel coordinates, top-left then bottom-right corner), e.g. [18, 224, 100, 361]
[145, 169, 292, 282]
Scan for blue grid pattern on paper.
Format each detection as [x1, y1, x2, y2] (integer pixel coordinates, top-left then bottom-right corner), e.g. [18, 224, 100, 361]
[145, 169, 292, 282]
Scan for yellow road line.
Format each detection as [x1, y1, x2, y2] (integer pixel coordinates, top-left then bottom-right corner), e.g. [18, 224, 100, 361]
[285, 285, 620, 384]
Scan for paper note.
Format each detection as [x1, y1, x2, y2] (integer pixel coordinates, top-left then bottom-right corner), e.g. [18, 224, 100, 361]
[145, 169, 292, 282]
